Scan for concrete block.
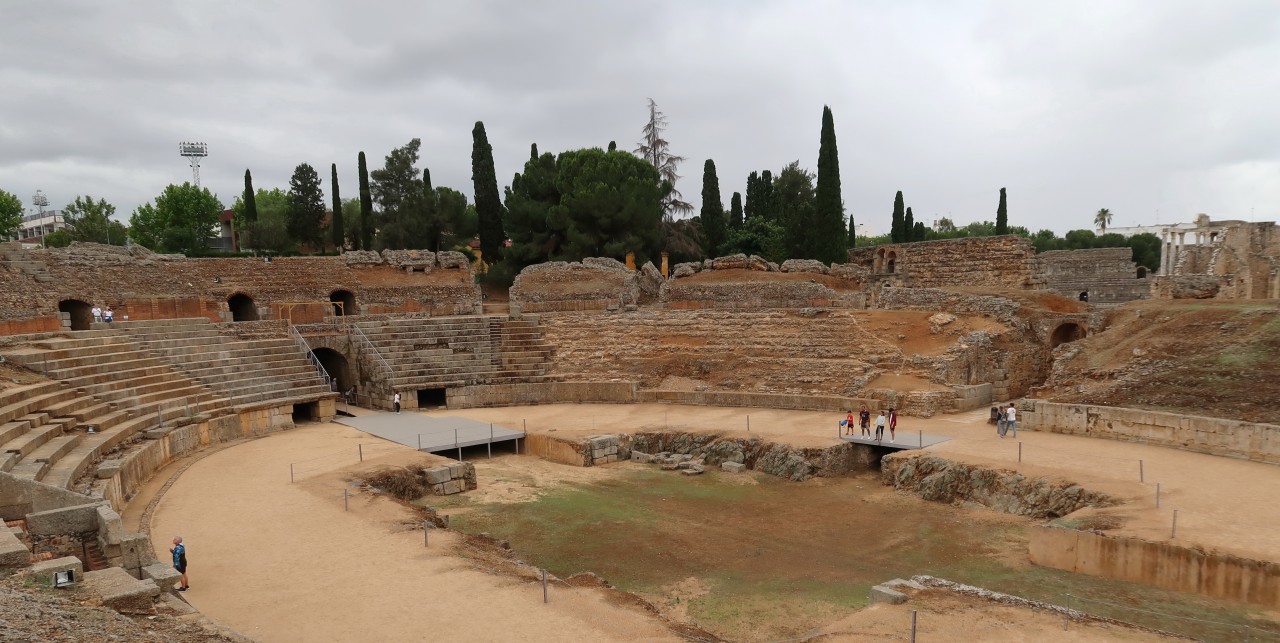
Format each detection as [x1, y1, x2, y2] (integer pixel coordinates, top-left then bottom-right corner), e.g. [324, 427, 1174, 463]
[721, 462, 747, 473]
[440, 480, 462, 495]
[25, 503, 100, 535]
[431, 483, 445, 494]
[96, 459, 125, 479]
[660, 462, 679, 471]
[424, 467, 451, 485]
[0, 529, 29, 567]
[27, 556, 82, 586]
[869, 585, 908, 605]
[82, 567, 160, 614]
[448, 463, 465, 479]
[141, 562, 182, 592]
[632, 451, 651, 464]
[120, 533, 158, 570]
[604, 454, 618, 463]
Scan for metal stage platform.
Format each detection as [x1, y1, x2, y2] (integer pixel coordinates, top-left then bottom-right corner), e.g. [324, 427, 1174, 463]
[838, 431, 951, 450]
[337, 413, 524, 457]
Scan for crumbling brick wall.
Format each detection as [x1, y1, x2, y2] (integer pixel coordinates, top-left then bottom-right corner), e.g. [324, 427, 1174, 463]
[509, 259, 640, 312]
[1035, 248, 1150, 304]
[851, 236, 1040, 290]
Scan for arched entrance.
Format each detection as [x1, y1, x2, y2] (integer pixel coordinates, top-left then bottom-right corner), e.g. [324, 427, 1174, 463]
[311, 347, 354, 394]
[885, 250, 897, 274]
[330, 289, 356, 317]
[1137, 266, 1148, 278]
[1050, 322, 1086, 348]
[58, 299, 93, 331]
[227, 293, 259, 322]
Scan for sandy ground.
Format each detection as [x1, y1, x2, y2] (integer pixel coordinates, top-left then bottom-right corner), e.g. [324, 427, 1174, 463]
[432, 403, 1280, 563]
[149, 422, 678, 643]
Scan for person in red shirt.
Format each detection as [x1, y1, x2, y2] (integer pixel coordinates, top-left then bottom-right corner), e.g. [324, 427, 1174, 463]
[845, 410, 855, 436]
[888, 408, 898, 442]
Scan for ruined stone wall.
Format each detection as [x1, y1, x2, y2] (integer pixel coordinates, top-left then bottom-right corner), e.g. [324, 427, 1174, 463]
[1034, 248, 1150, 304]
[664, 254, 864, 309]
[0, 243, 479, 332]
[851, 236, 1040, 290]
[509, 258, 641, 312]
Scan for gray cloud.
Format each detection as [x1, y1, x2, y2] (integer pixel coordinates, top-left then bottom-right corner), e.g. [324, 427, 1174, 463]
[1, 0, 1277, 236]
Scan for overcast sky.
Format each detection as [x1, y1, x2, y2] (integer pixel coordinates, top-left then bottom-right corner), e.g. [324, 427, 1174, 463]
[2, 0, 1277, 235]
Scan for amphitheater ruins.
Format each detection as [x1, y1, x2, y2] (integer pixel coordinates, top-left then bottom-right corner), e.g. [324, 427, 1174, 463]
[0, 217, 1278, 640]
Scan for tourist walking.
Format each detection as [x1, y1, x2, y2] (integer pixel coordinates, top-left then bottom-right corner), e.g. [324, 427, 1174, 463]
[874, 411, 886, 441]
[91, 305, 102, 323]
[888, 408, 898, 442]
[845, 410, 855, 436]
[393, 392, 401, 414]
[996, 407, 1007, 438]
[859, 405, 871, 438]
[170, 536, 189, 592]
[1005, 403, 1017, 438]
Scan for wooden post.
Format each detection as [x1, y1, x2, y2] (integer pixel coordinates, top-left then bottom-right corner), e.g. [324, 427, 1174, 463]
[542, 569, 548, 603]
[1156, 483, 1161, 508]
[1018, 442, 1022, 463]
[290, 463, 294, 483]
[358, 444, 363, 462]
[1140, 459, 1144, 482]
[1171, 509, 1178, 538]
[910, 610, 917, 643]
[424, 521, 429, 547]
[488, 424, 493, 459]
[343, 488, 349, 511]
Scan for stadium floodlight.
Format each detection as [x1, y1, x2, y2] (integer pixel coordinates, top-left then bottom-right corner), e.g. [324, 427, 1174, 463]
[32, 190, 48, 213]
[178, 141, 209, 186]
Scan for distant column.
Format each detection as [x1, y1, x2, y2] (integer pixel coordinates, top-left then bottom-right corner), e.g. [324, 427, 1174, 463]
[1160, 232, 1169, 275]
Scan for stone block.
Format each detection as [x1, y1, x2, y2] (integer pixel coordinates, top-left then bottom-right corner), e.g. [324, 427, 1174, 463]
[0, 529, 30, 567]
[96, 459, 125, 478]
[424, 467, 451, 485]
[660, 463, 679, 471]
[592, 448, 607, 460]
[96, 505, 123, 546]
[604, 455, 618, 463]
[440, 480, 462, 495]
[869, 585, 908, 605]
[82, 567, 160, 614]
[120, 533, 158, 570]
[632, 450, 651, 464]
[142, 562, 182, 592]
[721, 462, 747, 473]
[681, 466, 704, 476]
[448, 463, 465, 479]
[25, 503, 101, 535]
[27, 556, 82, 586]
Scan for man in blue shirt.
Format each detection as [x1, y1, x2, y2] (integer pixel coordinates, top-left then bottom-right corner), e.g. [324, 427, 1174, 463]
[170, 536, 189, 592]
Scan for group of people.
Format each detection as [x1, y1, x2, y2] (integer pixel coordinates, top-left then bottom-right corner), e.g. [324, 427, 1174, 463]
[991, 403, 1018, 438]
[842, 404, 898, 442]
[90, 304, 114, 324]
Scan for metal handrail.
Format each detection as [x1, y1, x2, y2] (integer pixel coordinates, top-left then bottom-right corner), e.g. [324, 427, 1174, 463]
[349, 323, 395, 385]
[288, 325, 334, 391]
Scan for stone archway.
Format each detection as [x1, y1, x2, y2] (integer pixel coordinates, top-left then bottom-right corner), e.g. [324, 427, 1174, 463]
[311, 347, 354, 393]
[227, 293, 260, 322]
[58, 299, 93, 331]
[1137, 266, 1148, 279]
[1050, 322, 1086, 348]
[885, 250, 898, 274]
[330, 289, 356, 317]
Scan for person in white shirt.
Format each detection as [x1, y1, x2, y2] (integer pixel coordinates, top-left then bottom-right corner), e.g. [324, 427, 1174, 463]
[1005, 404, 1017, 438]
[874, 412, 887, 441]
[393, 392, 401, 414]
[91, 305, 102, 323]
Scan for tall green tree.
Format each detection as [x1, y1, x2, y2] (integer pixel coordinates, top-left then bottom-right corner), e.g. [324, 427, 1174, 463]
[128, 183, 223, 254]
[471, 122, 507, 264]
[905, 207, 915, 242]
[758, 170, 779, 222]
[504, 147, 565, 266]
[744, 171, 760, 221]
[330, 164, 343, 250]
[775, 161, 816, 258]
[1094, 207, 1113, 233]
[243, 170, 258, 222]
[233, 188, 292, 253]
[812, 105, 847, 262]
[699, 159, 726, 258]
[914, 221, 925, 241]
[729, 192, 743, 229]
[996, 187, 1008, 235]
[636, 99, 692, 220]
[847, 215, 856, 248]
[357, 151, 373, 250]
[553, 147, 664, 263]
[891, 191, 905, 242]
[287, 163, 326, 250]
[63, 195, 126, 245]
[0, 189, 22, 238]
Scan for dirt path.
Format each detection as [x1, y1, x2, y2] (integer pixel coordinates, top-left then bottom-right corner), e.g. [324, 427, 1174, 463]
[149, 421, 677, 642]
[432, 403, 1280, 563]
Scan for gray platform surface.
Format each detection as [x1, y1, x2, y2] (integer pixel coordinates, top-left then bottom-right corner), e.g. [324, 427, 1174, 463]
[337, 413, 524, 452]
[838, 432, 951, 450]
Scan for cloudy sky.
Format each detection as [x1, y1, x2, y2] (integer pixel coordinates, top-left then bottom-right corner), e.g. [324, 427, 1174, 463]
[2, 0, 1277, 235]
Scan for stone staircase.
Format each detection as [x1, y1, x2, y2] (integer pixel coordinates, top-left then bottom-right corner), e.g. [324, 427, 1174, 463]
[112, 318, 335, 410]
[0, 333, 235, 490]
[0, 245, 55, 284]
[352, 314, 552, 393]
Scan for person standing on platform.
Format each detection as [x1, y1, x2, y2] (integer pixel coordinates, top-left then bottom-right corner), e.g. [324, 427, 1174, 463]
[859, 405, 871, 438]
[91, 304, 102, 323]
[874, 411, 886, 441]
[888, 408, 898, 442]
[170, 536, 189, 592]
[393, 392, 401, 414]
[844, 410, 855, 436]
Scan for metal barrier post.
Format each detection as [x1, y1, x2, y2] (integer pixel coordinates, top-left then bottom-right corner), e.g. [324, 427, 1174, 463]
[1018, 442, 1022, 463]
[918, 430, 922, 448]
[290, 464, 294, 483]
[359, 444, 363, 462]
[455, 428, 461, 462]
[747, 414, 750, 432]
[1064, 594, 1070, 630]
[424, 521, 429, 547]
[1156, 483, 1161, 508]
[343, 488, 349, 512]
[542, 569, 548, 603]
[488, 424, 493, 459]
[910, 610, 917, 642]
[1171, 509, 1178, 538]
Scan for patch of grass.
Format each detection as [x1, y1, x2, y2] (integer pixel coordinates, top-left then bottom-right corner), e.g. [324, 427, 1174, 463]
[687, 574, 871, 641]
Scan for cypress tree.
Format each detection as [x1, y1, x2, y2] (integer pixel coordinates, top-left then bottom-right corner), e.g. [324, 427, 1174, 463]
[607, 141, 617, 152]
[744, 171, 759, 221]
[358, 151, 373, 250]
[905, 207, 915, 243]
[700, 159, 726, 258]
[813, 105, 846, 263]
[914, 221, 926, 241]
[996, 187, 1008, 235]
[729, 192, 743, 229]
[759, 170, 777, 221]
[471, 121, 506, 265]
[243, 170, 258, 222]
[531, 143, 539, 160]
[330, 163, 343, 250]
[891, 191, 905, 243]
[847, 215, 856, 248]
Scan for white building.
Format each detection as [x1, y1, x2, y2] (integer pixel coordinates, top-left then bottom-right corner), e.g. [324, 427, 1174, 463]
[11, 210, 66, 247]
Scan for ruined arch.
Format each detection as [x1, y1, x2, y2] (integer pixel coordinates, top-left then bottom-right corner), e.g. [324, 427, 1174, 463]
[1137, 266, 1148, 279]
[330, 289, 356, 317]
[885, 250, 898, 274]
[58, 299, 93, 331]
[1050, 322, 1086, 348]
[310, 347, 353, 393]
[227, 293, 259, 322]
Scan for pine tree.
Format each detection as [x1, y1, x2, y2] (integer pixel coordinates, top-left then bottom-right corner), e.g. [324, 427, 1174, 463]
[996, 187, 1008, 235]
[357, 151, 373, 250]
[243, 170, 258, 222]
[812, 105, 846, 262]
[729, 192, 743, 229]
[607, 141, 616, 152]
[847, 215, 856, 248]
[744, 171, 760, 221]
[700, 160, 726, 258]
[905, 207, 915, 243]
[891, 191, 905, 242]
[472, 121, 506, 265]
[330, 164, 343, 250]
[286, 162, 326, 250]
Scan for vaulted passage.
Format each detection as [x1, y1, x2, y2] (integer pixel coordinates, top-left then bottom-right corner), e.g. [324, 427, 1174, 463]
[58, 299, 93, 331]
[228, 293, 259, 322]
[330, 289, 356, 316]
[311, 347, 353, 393]
[1050, 322, 1086, 348]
